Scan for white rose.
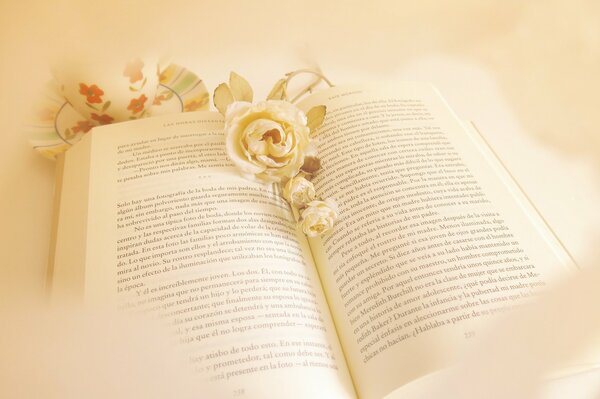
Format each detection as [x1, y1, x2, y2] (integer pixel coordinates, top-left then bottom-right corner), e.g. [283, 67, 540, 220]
[300, 198, 339, 237]
[283, 174, 316, 208]
[225, 100, 310, 183]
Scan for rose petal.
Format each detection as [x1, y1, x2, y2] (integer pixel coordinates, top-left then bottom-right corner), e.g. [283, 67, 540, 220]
[224, 100, 311, 183]
[256, 154, 288, 168]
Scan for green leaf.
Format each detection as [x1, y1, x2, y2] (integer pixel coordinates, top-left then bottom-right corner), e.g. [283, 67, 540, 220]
[85, 102, 99, 111]
[267, 78, 287, 100]
[129, 86, 138, 92]
[102, 101, 112, 112]
[306, 105, 327, 133]
[229, 71, 253, 102]
[213, 83, 234, 116]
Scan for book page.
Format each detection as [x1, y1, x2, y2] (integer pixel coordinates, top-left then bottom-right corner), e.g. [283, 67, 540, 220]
[52, 140, 92, 301]
[54, 112, 355, 399]
[299, 84, 576, 399]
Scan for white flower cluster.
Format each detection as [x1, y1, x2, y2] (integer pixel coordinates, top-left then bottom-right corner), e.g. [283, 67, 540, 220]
[216, 72, 339, 237]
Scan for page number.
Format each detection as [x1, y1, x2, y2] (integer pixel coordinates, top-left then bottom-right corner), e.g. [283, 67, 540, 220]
[233, 388, 245, 397]
[464, 331, 476, 339]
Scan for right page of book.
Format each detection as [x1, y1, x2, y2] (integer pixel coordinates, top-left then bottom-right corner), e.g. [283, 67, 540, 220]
[299, 83, 576, 399]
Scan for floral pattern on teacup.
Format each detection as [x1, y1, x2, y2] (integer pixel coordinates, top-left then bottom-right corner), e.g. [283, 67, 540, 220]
[123, 58, 144, 84]
[27, 62, 209, 160]
[79, 83, 104, 103]
[91, 113, 115, 125]
[127, 94, 148, 116]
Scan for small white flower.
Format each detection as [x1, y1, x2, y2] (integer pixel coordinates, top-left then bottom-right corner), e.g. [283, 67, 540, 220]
[224, 100, 310, 183]
[283, 174, 316, 208]
[300, 198, 339, 237]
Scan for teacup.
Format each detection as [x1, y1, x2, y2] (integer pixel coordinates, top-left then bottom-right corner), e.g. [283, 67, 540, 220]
[51, 56, 161, 125]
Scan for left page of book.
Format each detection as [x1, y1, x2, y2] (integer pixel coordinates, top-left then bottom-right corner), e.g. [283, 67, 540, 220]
[52, 112, 355, 399]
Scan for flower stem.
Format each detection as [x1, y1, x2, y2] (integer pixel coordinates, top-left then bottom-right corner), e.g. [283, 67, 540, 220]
[284, 68, 334, 104]
[285, 69, 335, 87]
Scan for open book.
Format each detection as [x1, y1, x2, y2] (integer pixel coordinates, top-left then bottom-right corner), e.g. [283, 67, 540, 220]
[51, 83, 576, 398]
